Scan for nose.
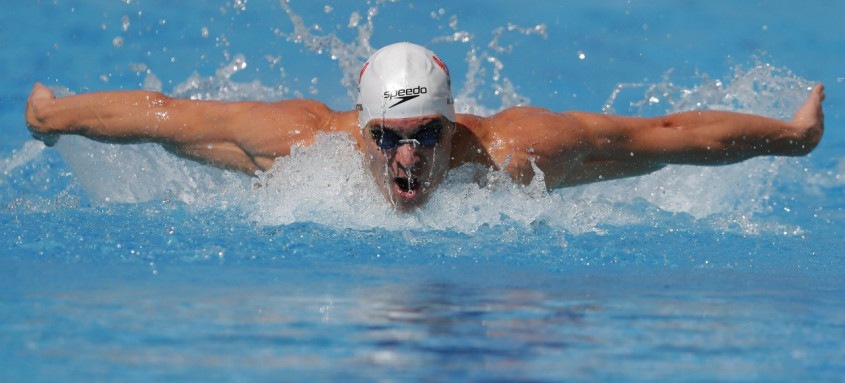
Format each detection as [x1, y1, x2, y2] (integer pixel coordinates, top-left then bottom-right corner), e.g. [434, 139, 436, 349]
[393, 142, 420, 170]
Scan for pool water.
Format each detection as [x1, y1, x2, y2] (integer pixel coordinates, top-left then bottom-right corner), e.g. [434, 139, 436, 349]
[2, 1, 844, 381]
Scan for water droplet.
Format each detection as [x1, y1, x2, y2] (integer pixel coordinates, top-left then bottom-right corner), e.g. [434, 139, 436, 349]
[348, 12, 360, 28]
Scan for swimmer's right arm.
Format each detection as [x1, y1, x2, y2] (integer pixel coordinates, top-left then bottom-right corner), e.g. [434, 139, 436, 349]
[25, 83, 193, 145]
[25, 83, 335, 173]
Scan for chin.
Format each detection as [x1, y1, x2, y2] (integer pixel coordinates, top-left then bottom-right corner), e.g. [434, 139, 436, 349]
[382, 179, 437, 211]
[388, 189, 428, 211]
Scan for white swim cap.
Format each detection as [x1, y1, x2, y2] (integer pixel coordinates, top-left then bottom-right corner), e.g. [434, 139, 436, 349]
[357, 42, 455, 129]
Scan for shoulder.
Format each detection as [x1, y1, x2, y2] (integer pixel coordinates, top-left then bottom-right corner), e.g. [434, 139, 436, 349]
[454, 107, 556, 141]
[458, 107, 588, 149]
[269, 101, 361, 149]
[258, 99, 358, 133]
[452, 107, 591, 180]
[225, 100, 360, 162]
[266, 99, 333, 123]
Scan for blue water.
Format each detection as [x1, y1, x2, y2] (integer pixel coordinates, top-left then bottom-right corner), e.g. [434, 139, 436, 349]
[2, 1, 844, 381]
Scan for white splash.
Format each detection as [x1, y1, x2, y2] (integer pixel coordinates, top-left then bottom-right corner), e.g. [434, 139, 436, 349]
[1, 141, 47, 183]
[55, 137, 247, 205]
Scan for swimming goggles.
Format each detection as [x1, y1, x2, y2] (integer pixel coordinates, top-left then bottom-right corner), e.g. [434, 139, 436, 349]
[368, 120, 443, 150]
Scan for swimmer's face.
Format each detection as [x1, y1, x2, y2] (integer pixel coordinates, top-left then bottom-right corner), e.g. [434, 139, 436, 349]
[362, 115, 454, 211]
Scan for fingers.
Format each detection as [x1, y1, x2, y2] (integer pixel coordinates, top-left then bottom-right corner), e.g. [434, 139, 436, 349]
[810, 83, 825, 101]
[25, 82, 61, 146]
[812, 84, 825, 129]
[29, 82, 57, 101]
[786, 83, 826, 155]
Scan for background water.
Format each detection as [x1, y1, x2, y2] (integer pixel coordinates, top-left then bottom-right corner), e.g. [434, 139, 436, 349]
[2, 1, 844, 381]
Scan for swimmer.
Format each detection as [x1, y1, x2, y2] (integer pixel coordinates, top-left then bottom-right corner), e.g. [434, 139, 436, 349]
[25, 42, 825, 210]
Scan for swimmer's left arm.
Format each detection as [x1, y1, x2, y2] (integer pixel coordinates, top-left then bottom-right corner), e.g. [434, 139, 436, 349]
[557, 84, 825, 185]
[484, 84, 824, 187]
[574, 84, 825, 166]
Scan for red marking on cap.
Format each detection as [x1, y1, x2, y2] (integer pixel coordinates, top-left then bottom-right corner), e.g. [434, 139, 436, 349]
[432, 55, 449, 76]
[359, 62, 370, 83]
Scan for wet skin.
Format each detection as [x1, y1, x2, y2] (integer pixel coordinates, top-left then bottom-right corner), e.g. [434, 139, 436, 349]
[362, 115, 455, 211]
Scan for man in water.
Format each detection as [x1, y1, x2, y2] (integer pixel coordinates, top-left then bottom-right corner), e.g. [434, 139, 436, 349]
[25, 42, 825, 210]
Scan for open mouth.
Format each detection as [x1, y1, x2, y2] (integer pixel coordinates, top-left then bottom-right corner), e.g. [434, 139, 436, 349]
[394, 177, 420, 199]
[395, 177, 419, 192]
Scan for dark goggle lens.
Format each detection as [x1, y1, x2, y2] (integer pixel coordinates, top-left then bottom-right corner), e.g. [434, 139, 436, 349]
[370, 128, 401, 150]
[414, 123, 442, 147]
[369, 121, 443, 150]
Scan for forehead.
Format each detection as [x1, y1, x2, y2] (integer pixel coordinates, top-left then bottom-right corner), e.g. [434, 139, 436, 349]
[365, 114, 444, 131]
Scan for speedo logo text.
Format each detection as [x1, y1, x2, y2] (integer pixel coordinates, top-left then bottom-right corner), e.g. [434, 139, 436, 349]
[384, 86, 427, 108]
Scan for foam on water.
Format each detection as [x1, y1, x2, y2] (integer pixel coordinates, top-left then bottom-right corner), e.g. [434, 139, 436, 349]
[11, 1, 829, 236]
[55, 137, 246, 205]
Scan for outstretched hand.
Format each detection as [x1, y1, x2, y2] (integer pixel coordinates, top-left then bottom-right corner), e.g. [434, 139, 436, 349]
[25, 82, 60, 146]
[789, 84, 825, 155]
